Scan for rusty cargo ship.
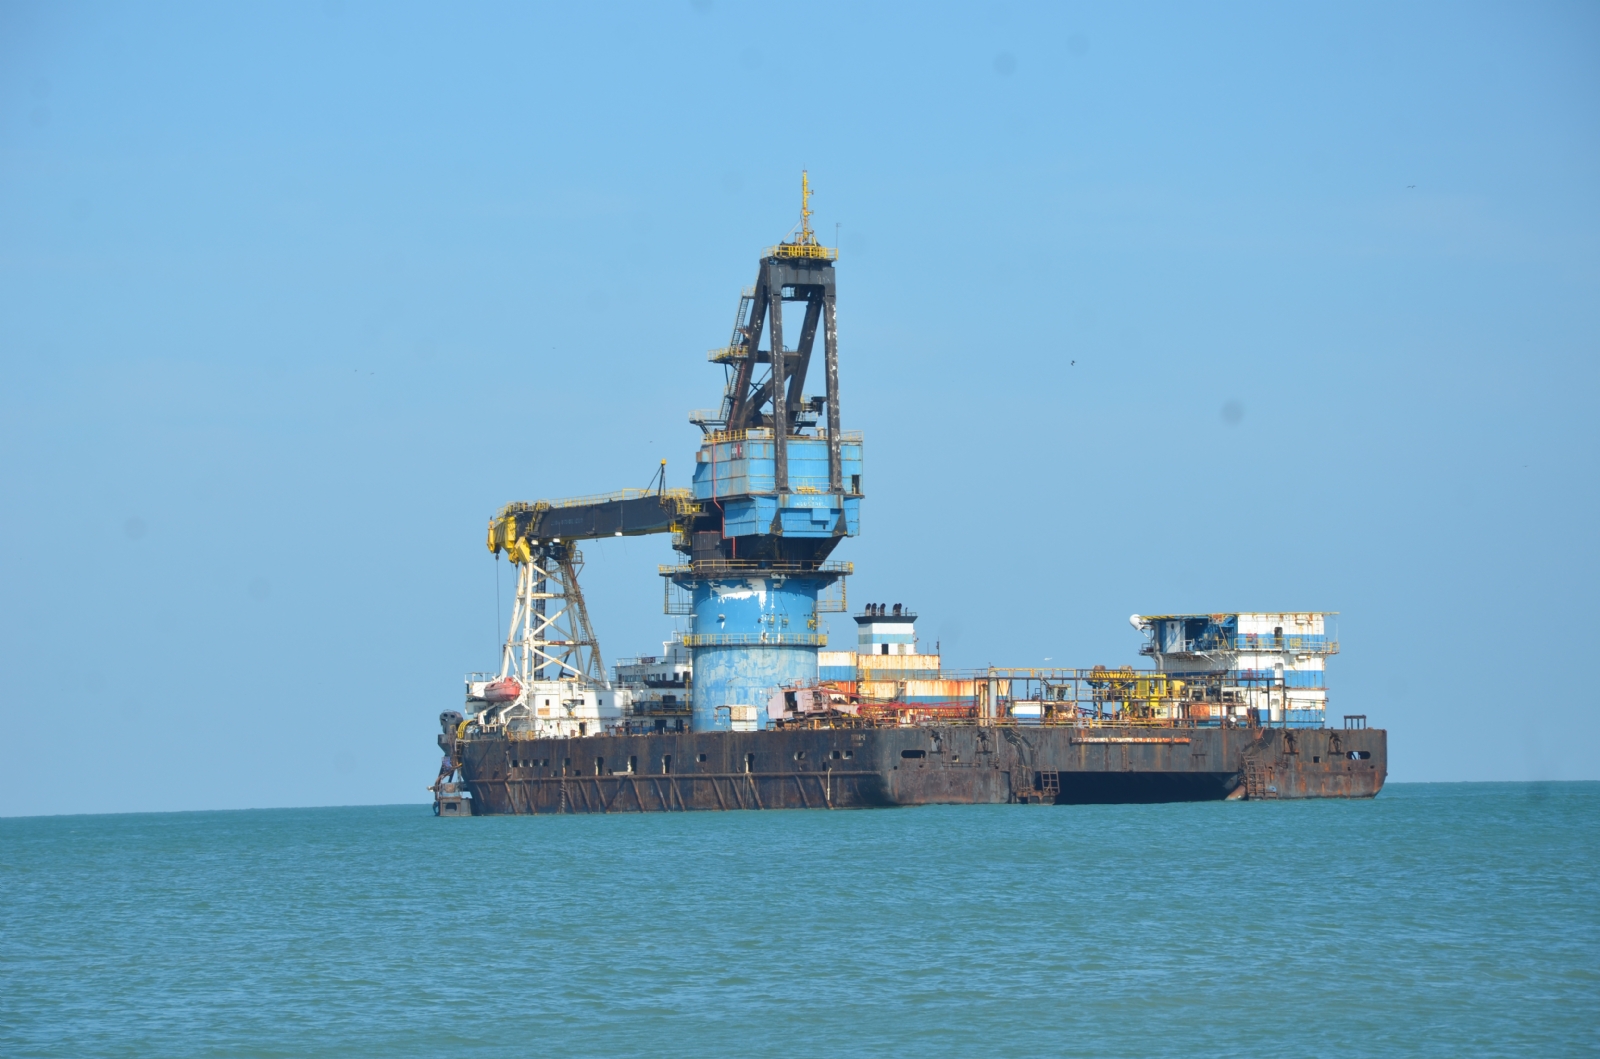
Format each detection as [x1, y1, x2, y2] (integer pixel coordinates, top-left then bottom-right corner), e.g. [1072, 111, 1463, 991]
[443, 717, 1386, 815]
[430, 176, 1387, 815]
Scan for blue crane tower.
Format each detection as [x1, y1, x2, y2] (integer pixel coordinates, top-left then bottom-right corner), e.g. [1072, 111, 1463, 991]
[484, 174, 861, 733]
[672, 173, 862, 730]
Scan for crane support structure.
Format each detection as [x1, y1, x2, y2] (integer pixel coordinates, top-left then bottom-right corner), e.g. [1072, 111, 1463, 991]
[485, 478, 701, 689]
[720, 174, 844, 497]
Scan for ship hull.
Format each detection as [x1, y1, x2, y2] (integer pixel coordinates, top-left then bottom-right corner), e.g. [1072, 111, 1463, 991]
[452, 724, 1386, 814]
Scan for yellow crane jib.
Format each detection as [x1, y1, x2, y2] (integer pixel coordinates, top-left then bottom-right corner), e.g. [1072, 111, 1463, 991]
[485, 487, 698, 563]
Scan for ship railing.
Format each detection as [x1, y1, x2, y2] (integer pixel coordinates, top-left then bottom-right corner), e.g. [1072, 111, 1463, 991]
[771, 714, 1330, 731]
[541, 486, 695, 510]
[764, 242, 838, 260]
[660, 560, 853, 578]
[688, 410, 727, 429]
[1141, 636, 1339, 655]
[691, 478, 861, 496]
[498, 488, 694, 518]
[699, 428, 865, 447]
[931, 665, 1326, 684]
[681, 632, 828, 647]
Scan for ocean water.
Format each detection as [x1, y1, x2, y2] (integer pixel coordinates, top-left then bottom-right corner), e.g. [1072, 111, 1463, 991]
[2, 783, 1595, 1058]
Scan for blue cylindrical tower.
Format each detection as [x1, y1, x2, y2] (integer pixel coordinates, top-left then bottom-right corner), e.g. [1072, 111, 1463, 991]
[685, 574, 835, 730]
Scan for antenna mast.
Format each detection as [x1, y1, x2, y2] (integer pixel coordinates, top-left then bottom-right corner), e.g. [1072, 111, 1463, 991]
[800, 170, 816, 245]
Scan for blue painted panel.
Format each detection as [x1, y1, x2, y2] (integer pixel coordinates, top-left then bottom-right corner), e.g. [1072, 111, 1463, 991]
[691, 436, 865, 518]
[691, 644, 817, 732]
[689, 576, 822, 730]
[777, 505, 833, 536]
[1233, 670, 1326, 688]
[819, 665, 856, 681]
[720, 498, 763, 538]
[718, 496, 856, 540]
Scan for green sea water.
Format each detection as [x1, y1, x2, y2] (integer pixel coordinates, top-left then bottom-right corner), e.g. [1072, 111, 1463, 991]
[2, 782, 1595, 1057]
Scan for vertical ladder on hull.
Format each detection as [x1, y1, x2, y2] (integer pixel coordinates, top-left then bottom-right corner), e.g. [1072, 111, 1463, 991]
[1039, 770, 1060, 799]
[1243, 759, 1276, 800]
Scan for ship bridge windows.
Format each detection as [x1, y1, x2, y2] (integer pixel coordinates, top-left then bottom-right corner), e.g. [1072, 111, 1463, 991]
[1348, 750, 1371, 760]
[901, 749, 926, 759]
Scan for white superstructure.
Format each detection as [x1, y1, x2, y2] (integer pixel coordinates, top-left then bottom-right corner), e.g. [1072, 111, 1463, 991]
[1133, 612, 1337, 728]
[854, 603, 918, 656]
[464, 677, 627, 738]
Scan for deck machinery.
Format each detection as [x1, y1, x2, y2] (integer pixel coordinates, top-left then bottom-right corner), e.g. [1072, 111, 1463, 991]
[431, 176, 1387, 815]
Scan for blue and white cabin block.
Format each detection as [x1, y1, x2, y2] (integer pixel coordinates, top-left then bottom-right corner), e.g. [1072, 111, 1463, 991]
[855, 605, 917, 655]
[816, 606, 945, 700]
[1136, 612, 1337, 728]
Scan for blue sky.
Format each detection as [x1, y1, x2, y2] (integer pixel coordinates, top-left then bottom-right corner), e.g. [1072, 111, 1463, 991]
[2, 1, 1596, 814]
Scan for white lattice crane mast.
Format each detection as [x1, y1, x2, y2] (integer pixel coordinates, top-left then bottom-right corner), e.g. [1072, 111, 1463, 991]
[481, 476, 698, 702]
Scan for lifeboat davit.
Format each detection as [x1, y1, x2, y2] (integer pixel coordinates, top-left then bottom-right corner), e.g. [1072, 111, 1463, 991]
[481, 677, 523, 703]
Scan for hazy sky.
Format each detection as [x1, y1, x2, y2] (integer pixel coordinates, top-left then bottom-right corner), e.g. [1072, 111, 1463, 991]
[2, 1, 1596, 815]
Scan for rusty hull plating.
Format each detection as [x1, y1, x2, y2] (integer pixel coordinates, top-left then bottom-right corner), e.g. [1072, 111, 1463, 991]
[448, 723, 1387, 814]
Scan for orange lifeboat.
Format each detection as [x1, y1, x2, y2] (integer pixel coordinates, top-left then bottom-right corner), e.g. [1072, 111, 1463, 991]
[481, 677, 523, 703]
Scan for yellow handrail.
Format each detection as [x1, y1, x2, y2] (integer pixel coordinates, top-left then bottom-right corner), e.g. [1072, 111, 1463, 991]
[764, 243, 838, 261]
